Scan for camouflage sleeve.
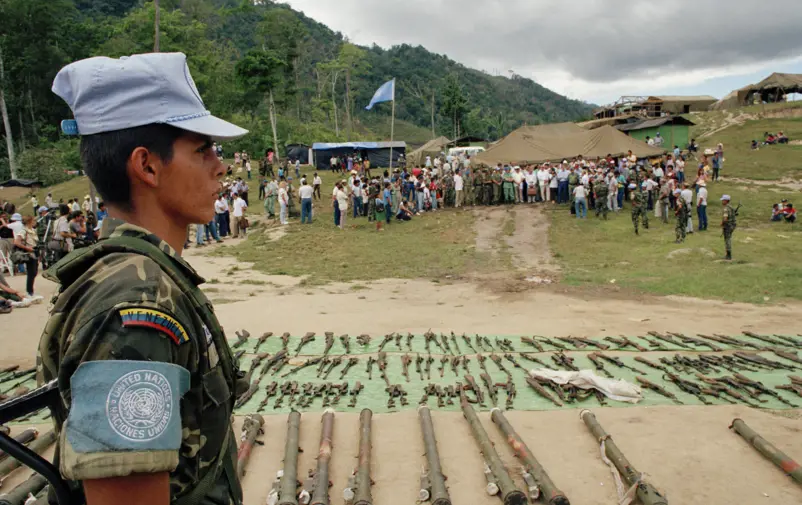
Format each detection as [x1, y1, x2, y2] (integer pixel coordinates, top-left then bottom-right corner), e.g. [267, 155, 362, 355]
[57, 302, 196, 481]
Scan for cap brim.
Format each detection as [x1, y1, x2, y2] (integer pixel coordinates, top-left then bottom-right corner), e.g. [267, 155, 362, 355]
[165, 114, 248, 141]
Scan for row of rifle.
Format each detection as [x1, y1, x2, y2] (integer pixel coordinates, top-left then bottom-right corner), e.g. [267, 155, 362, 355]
[230, 329, 802, 359]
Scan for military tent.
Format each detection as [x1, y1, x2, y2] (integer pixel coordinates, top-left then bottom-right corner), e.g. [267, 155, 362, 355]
[407, 136, 450, 167]
[474, 125, 664, 166]
[285, 144, 311, 165]
[739, 73, 802, 105]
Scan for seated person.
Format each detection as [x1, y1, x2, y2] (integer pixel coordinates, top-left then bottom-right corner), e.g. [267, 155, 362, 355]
[783, 203, 796, 223]
[687, 139, 698, 152]
[777, 131, 789, 144]
[771, 204, 783, 221]
[751, 140, 759, 150]
[765, 133, 777, 145]
[396, 200, 414, 221]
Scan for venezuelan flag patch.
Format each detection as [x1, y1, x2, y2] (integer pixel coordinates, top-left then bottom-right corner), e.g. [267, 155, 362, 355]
[119, 308, 190, 346]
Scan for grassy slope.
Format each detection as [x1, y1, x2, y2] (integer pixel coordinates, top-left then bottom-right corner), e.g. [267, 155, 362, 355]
[2, 176, 92, 213]
[690, 117, 802, 180]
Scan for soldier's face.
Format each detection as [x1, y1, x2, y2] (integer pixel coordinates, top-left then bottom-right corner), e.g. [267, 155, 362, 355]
[160, 134, 224, 224]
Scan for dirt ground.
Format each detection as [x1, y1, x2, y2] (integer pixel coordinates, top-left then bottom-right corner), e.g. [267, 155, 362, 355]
[3, 217, 802, 504]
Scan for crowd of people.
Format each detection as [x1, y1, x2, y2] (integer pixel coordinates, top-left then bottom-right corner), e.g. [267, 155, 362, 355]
[751, 131, 790, 149]
[0, 193, 110, 313]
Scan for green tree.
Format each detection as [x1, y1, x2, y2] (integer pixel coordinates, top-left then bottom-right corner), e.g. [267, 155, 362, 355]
[236, 49, 286, 161]
[337, 42, 370, 141]
[441, 74, 468, 140]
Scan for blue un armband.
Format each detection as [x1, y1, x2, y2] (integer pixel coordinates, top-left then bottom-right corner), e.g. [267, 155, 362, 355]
[66, 361, 190, 453]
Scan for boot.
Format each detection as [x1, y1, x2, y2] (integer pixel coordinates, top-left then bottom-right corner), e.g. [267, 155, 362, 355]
[725, 251, 732, 261]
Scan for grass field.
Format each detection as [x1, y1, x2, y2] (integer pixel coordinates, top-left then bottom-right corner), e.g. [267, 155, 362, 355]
[549, 180, 802, 303]
[214, 170, 491, 283]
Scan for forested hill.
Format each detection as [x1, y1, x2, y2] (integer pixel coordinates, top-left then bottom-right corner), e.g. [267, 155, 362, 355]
[0, 0, 594, 184]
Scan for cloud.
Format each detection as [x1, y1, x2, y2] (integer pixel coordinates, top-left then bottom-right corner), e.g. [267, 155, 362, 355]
[282, 0, 802, 103]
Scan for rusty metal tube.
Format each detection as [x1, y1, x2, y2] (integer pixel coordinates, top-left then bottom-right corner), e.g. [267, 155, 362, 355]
[237, 414, 264, 478]
[353, 409, 373, 505]
[731, 418, 802, 485]
[418, 405, 451, 505]
[491, 409, 570, 505]
[580, 410, 667, 505]
[0, 473, 47, 505]
[0, 431, 56, 485]
[310, 410, 335, 505]
[279, 411, 301, 505]
[461, 401, 526, 505]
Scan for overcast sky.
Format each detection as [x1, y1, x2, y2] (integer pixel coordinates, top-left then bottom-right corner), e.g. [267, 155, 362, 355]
[283, 0, 802, 105]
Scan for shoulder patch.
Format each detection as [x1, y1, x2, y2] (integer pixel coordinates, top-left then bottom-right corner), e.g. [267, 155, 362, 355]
[120, 308, 190, 345]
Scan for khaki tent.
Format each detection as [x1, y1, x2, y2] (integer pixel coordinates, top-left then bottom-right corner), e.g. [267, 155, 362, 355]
[474, 125, 664, 166]
[406, 136, 450, 167]
[738, 73, 802, 105]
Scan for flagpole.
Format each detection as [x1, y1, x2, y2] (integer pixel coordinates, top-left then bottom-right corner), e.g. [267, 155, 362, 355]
[389, 79, 395, 171]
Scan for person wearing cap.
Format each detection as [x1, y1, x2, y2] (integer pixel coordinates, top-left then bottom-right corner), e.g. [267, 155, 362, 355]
[592, 176, 609, 220]
[39, 53, 249, 505]
[674, 189, 690, 243]
[721, 194, 736, 260]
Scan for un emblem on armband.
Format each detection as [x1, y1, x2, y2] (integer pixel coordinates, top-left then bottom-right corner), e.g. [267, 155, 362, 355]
[106, 370, 174, 442]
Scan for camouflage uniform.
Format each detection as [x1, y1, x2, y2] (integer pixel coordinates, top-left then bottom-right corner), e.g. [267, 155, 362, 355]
[593, 180, 609, 219]
[675, 199, 689, 243]
[501, 172, 515, 203]
[473, 171, 485, 205]
[631, 189, 649, 234]
[722, 203, 736, 259]
[464, 171, 475, 206]
[443, 173, 455, 208]
[491, 171, 502, 205]
[367, 184, 379, 222]
[39, 219, 245, 505]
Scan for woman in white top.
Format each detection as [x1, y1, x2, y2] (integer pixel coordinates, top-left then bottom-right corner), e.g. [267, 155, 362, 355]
[278, 182, 289, 225]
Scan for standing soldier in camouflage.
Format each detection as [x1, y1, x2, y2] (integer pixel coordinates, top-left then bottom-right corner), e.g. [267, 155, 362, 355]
[40, 53, 249, 505]
[568, 169, 580, 214]
[443, 170, 455, 208]
[483, 169, 494, 205]
[721, 194, 736, 260]
[473, 168, 485, 205]
[630, 183, 649, 234]
[464, 169, 475, 206]
[491, 168, 503, 205]
[674, 189, 689, 243]
[593, 176, 609, 220]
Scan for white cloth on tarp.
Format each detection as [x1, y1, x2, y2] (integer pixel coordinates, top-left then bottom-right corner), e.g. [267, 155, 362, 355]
[529, 369, 642, 404]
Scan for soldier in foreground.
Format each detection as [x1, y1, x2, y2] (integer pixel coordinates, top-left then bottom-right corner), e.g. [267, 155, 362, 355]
[38, 53, 248, 505]
[721, 194, 736, 260]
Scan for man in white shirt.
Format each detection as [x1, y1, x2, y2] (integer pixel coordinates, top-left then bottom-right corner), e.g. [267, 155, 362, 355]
[299, 180, 314, 224]
[45, 193, 54, 208]
[572, 185, 588, 218]
[537, 165, 551, 202]
[71, 199, 80, 213]
[214, 195, 230, 237]
[232, 193, 248, 237]
[696, 182, 708, 231]
[680, 183, 694, 233]
[652, 165, 664, 180]
[647, 136, 655, 146]
[454, 170, 465, 207]
[512, 166, 524, 203]
[425, 156, 432, 168]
